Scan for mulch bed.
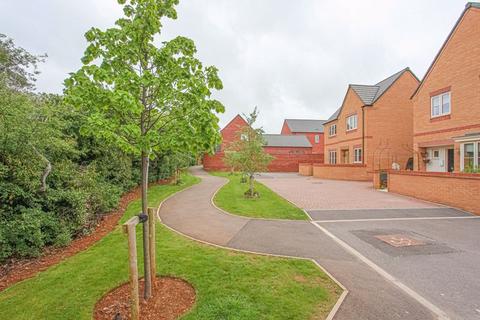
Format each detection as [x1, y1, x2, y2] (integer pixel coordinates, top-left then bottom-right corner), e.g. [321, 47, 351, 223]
[0, 180, 169, 292]
[94, 276, 196, 320]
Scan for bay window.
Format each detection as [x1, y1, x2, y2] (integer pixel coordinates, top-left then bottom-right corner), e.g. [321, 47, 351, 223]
[460, 141, 480, 172]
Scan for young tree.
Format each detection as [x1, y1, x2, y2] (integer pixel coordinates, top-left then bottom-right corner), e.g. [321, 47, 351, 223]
[225, 108, 273, 197]
[64, 0, 224, 298]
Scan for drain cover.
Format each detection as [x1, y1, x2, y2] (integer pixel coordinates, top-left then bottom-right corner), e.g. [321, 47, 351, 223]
[375, 234, 426, 247]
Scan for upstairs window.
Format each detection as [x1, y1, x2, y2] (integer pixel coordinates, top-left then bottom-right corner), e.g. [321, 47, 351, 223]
[431, 92, 450, 118]
[346, 114, 357, 131]
[329, 124, 337, 136]
[314, 134, 320, 143]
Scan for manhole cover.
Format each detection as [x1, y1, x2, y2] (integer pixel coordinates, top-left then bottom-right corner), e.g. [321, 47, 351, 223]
[375, 234, 426, 247]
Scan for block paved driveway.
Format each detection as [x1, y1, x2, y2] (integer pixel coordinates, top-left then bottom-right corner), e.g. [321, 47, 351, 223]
[160, 168, 480, 319]
[258, 173, 480, 320]
[257, 172, 438, 210]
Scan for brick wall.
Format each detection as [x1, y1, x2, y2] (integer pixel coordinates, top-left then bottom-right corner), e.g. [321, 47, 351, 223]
[299, 163, 313, 176]
[412, 7, 480, 172]
[203, 146, 324, 172]
[365, 71, 418, 170]
[203, 152, 228, 171]
[312, 164, 371, 181]
[389, 171, 480, 215]
[264, 146, 323, 172]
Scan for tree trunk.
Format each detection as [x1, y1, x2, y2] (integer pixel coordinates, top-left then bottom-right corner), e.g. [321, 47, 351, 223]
[32, 146, 51, 193]
[249, 174, 254, 197]
[141, 151, 152, 299]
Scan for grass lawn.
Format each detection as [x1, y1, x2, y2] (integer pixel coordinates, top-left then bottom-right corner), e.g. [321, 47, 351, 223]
[211, 172, 308, 220]
[0, 173, 340, 320]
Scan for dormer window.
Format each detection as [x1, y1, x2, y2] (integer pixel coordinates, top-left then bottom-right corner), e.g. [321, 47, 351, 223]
[431, 92, 451, 118]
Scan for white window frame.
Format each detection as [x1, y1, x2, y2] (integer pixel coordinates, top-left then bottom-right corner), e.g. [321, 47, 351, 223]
[346, 114, 358, 131]
[329, 150, 337, 164]
[432, 149, 440, 159]
[353, 148, 362, 163]
[460, 141, 480, 171]
[329, 124, 337, 137]
[431, 92, 451, 118]
[314, 134, 320, 143]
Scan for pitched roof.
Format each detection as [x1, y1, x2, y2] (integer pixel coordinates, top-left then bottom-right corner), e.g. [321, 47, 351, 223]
[263, 134, 312, 147]
[412, 2, 480, 98]
[284, 119, 327, 133]
[220, 114, 248, 132]
[325, 68, 415, 123]
[326, 107, 341, 122]
[350, 68, 409, 105]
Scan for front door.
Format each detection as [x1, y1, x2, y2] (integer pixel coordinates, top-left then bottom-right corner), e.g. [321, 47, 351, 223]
[447, 148, 454, 172]
[342, 149, 349, 164]
[426, 147, 446, 172]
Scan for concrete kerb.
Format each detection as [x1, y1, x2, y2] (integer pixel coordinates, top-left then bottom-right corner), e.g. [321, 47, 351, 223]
[155, 175, 349, 320]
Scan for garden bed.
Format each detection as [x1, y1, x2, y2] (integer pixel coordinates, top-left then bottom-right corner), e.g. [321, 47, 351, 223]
[94, 276, 195, 320]
[0, 180, 169, 292]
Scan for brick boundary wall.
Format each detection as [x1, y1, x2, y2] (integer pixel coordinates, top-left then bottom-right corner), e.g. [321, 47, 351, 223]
[203, 152, 324, 172]
[312, 164, 371, 181]
[299, 163, 313, 176]
[388, 171, 480, 215]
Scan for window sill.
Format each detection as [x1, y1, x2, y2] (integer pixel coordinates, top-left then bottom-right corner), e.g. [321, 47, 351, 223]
[346, 129, 358, 134]
[430, 114, 451, 122]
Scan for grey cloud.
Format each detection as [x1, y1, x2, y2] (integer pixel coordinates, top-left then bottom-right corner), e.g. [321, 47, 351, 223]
[0, 0, 466, 132]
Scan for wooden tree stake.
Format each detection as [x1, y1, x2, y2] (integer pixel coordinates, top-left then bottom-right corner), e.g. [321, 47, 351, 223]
[147, 207, 156, 286]
[123, 216, 140, 320]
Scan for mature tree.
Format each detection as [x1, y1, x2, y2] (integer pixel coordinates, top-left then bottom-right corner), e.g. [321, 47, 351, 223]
[225, 108, 273, 197]
[0, 34, 45, 91]
[64, 0, 224, 298]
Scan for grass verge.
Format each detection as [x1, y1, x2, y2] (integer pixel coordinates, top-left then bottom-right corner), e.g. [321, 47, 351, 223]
[0, 173, 340, 319]
[211, 172, 308, 220]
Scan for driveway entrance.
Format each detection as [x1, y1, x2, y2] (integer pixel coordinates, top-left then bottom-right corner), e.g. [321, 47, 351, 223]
[257, 173, 439, 211]
[258, 173, 480, 319]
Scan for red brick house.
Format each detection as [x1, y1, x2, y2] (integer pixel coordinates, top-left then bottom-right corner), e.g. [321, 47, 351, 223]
[410, 2, 480, 174]
[203, 115, 324, 172]
[281, 119, 326, 154]
[388, 2, 480, 215]
[313, 68, 419, 181]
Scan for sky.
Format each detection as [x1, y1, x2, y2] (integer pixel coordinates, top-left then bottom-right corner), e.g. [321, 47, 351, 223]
[0, 0, 472, 133]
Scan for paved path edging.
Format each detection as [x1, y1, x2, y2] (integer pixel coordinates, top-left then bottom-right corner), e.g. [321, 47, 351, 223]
[155, 173, 349, 320]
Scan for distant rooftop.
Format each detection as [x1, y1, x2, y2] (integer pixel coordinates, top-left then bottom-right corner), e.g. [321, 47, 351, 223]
[263, 134, 312, 147]
[284, 119, 327, 133]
